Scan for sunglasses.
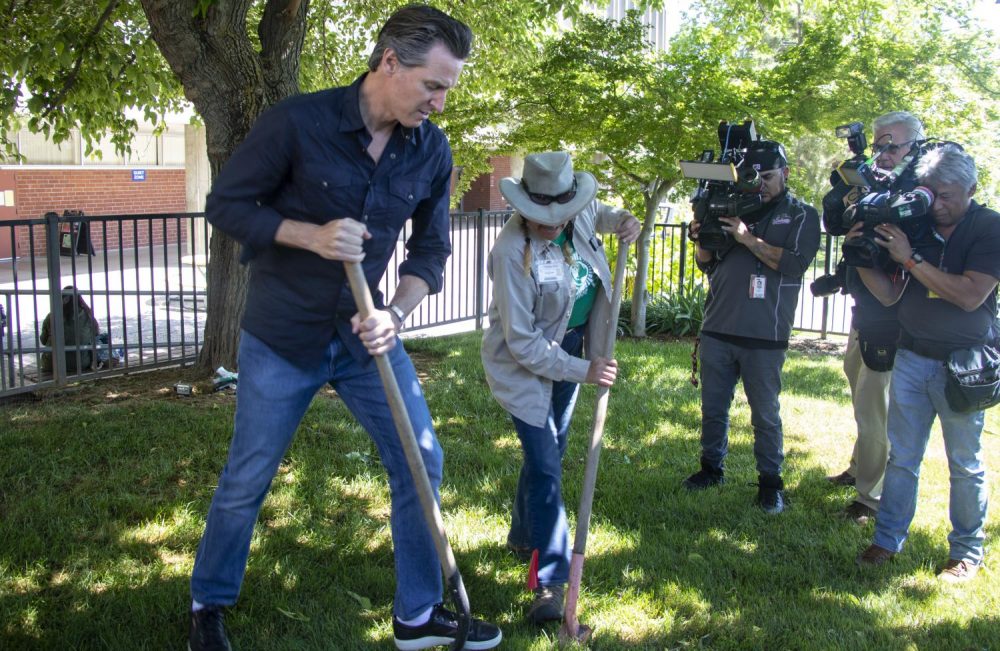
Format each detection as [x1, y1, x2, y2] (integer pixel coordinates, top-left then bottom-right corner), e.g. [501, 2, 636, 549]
[521, 177, 577, 206]
[872, 140, 914, 156]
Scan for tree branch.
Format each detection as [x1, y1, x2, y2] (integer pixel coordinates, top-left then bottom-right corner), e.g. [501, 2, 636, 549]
[42, 0, 121, 118]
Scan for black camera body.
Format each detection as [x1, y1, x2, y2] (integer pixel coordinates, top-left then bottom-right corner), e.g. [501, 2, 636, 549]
[821, 123, 936, 268]
[810, 258, 848, 298]
[680, 119, 768, 253]
[840, 187, 934, 267]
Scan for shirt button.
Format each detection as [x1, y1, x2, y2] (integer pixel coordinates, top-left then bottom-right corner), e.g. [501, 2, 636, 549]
[363, 214, 369, 222]
[322, 181, 328, 188]
[390, 153, 396, 160]
[407, 194, 414, 200]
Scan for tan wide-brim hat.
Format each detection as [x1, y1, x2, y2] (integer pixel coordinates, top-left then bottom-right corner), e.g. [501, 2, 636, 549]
[499, 152, 597, 226]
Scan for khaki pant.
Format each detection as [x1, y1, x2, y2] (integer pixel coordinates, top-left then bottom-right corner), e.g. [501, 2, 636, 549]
[843, 328, 892, 510]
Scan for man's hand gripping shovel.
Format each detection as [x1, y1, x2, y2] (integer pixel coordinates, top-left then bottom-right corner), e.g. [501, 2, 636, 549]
[345, 261, 472, 650]
[559, 250, 629, 645]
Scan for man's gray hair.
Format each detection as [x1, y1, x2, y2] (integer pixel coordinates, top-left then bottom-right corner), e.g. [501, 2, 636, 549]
[873, 111, 925, 141]
[368, 4, 473, 71]
[916, 145, 977, 190]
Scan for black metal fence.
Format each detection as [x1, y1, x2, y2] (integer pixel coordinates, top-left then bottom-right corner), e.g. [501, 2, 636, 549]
[1, 211, 210, 397]
[0, 210, 852, 398]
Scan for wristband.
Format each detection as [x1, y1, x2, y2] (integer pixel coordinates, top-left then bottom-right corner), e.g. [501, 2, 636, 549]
[387, 303, 406, 330]
[904, 251, 924, 272]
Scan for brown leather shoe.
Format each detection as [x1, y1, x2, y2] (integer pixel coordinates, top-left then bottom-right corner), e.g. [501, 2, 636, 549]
[856, 544, 895, 567]
[827, 470, 855, 487]
[527, 585, 565, 624]
[938, 559, 981, 583]
[842, 501, 877, 525]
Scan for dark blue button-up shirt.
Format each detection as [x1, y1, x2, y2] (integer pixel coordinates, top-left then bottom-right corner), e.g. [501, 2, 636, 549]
[206, 74, 453, 365]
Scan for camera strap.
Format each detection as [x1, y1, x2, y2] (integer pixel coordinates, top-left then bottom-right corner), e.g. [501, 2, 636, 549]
[690, 337, 700, 387]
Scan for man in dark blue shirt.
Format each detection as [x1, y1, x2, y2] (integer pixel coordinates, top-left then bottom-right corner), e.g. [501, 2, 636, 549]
[188, 6, 501, 650]
[854, 145, 1000, 583]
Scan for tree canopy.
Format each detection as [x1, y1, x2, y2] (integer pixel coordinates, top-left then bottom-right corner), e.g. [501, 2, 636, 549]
[4, 0, 999, 356]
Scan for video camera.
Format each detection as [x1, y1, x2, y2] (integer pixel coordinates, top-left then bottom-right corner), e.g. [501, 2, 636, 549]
[679, 119, 770, 253]
[820, 122, 936, 269]
[810, 258, 848, 298]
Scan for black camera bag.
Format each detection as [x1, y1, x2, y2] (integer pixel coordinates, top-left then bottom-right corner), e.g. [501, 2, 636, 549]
[858, 327, 898, 372]
[945, 342, 1000, 413]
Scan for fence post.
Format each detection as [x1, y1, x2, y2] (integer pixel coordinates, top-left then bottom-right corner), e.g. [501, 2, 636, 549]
[819, 233, 833, 340]
[475, 208, 486, 331]
[678, 222, 688, 298]
[45, 212, 67, 385]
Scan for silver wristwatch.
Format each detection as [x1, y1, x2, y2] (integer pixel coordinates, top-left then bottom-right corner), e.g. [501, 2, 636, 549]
[387, 303, 406, 330]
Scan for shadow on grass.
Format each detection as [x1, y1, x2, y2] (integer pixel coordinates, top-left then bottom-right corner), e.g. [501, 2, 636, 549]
[3, 332, 996, 650]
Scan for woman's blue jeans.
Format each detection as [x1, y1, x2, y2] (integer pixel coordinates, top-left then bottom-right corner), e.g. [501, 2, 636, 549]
[872, 348, 989, 564]
[507, 326, 584, 587]
[190, 330, 444, 620]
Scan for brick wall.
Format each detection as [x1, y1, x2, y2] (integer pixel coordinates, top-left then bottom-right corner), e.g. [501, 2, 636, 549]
[460, 156, 513, 211]
[10, 168, 186, 258]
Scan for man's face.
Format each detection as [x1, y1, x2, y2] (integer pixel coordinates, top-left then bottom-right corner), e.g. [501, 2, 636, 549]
[926, 181, 975, 229]
[384, 43, 464, 128]
[758, 167, 788, 204]
[873, 123, 916, 170]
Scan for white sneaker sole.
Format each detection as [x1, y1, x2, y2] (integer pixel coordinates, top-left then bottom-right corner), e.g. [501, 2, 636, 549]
[394, 629, 502, 650]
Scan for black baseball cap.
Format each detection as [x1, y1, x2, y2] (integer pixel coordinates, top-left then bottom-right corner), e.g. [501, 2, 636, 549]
[741, 140, 788, 171]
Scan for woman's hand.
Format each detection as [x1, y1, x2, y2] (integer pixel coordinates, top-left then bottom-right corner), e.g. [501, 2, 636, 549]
[616, 213, 641, 244]
[586, 356, 618, 387]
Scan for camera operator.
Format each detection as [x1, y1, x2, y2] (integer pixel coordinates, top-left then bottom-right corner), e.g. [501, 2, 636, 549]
[825, 112, 925, 526]
[854, 145, 1000, 582]
[684, 141, 821, 514]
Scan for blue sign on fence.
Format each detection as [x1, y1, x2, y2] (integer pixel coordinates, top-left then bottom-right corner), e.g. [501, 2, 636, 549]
[131, 170, 146, 182]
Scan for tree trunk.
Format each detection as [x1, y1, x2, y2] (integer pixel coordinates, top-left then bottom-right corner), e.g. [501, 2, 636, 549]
[630, 178, 674, 338]
[140, 0, 308, 370]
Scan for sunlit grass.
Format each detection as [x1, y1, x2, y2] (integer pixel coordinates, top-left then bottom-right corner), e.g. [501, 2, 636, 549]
[1, 332, 998, 649]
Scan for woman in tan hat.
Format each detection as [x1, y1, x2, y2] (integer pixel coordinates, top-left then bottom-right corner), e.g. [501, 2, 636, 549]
[480, 151, 640, 624]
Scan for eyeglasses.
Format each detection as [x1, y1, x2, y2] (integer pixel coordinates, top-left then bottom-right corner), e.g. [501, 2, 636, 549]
[521, 177, 578, 206]
[872, 140, 914, 156]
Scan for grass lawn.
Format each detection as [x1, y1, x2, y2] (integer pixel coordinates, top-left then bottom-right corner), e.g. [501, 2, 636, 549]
[1, 332, 997, 650]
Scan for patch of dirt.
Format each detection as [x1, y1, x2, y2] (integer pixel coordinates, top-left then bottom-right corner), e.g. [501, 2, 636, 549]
[788, 334, 846, 357]
[14, 348, 439, 408]
[16, 365, 239, 407]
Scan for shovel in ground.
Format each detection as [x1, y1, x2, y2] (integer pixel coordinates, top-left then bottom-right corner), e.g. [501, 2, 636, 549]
[345, 261, 471, 650]
[559, 249, 629, 645]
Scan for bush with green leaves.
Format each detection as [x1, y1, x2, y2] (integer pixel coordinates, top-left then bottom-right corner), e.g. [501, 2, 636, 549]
[620, 284, 707, 337]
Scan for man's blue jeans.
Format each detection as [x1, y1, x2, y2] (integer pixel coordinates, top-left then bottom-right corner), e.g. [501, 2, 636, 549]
[191, 330, 444, 620]
[699, 335, 786, 476]
[872, 348, 989, 564]
[507, 326, 584, 587]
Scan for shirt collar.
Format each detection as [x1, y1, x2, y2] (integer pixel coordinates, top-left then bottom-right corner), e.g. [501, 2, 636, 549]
[340, 73, 424, 148]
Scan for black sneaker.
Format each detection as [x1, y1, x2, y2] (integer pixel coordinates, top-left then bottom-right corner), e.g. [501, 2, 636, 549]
[189, 606, 232, 651]
[756, 474, 785, 515]
[393, 603, 502, 650]
[682, 459, 724, 491]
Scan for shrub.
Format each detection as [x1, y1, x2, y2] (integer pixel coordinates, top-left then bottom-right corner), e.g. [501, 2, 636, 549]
[620, 284, 707, 337]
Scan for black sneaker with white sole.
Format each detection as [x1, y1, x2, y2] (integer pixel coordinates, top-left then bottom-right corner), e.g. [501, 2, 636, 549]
[393, 603, 502, 650]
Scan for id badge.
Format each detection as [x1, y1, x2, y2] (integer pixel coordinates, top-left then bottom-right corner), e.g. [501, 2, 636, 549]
[749, 274, 766, 299]
[535, 259, 564, 284]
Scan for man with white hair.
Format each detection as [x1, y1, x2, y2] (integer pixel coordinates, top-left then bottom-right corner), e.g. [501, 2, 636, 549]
[826, 111, 925, 526]
[854, 144, 1000, 582]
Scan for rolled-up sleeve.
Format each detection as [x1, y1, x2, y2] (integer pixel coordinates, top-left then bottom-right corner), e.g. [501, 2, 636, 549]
[205, 107, 294, 260]
[397, 149, 453, 294]
[777, 204, 820, 278]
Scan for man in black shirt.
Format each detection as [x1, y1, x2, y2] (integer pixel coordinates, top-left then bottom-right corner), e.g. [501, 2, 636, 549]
[189, 6, 502, 650]
[684, 141, 821, 514]
[854, 145, 1000, 582]
[825, 112, 924, 525]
